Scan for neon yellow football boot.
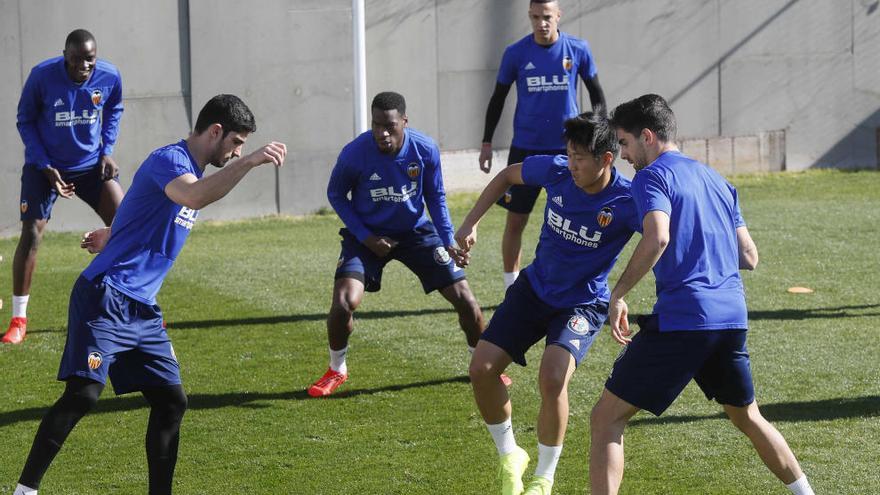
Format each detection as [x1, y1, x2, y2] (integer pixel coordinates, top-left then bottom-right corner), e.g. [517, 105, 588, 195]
[498, 446, 530, 495]
[523, 476, 553, 495]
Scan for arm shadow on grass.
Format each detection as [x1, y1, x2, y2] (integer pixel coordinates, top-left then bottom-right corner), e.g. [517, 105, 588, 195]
[747, 304, 880, 321]
[629, 395, 880, 427]
[0, 375, 470, 428]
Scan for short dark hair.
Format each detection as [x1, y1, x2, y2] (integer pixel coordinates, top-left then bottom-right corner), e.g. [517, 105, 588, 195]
[371, 91, 406, 115]
[65, 29, 95, 48]
[563, 112, 618, 158]
[530, 0, 557, 4]
[193, 94, 257, 136]
[610, 94, 677, 142]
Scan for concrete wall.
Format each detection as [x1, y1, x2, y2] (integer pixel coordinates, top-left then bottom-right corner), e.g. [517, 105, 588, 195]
[1, 0, 878, 235]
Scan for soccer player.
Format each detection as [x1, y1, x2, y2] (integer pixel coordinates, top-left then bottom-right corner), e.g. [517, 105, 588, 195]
[457, 113, 639, 495]
[11, 95, 286, 495]
[588, 94, 815, 495]
[308, 91, 487, 397]
[478, 0, 606, 291]
[3, 29, 124, 344]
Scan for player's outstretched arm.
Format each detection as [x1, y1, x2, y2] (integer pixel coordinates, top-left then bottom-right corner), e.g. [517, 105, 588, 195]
[455, 164, 524, 252]
[165, 142, 286, 210]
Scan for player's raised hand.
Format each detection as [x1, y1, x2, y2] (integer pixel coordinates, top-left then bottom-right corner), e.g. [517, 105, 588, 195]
[99, 155, 119, 181]
[478, 143, 493, 173]
[249, 142, 287, 168]
[609, 297, 632, 345]
[454, 224, 477, 253]
[42, 166, 75, 198]
[81, 227, 111, 254]
[364, 234, 397, 258]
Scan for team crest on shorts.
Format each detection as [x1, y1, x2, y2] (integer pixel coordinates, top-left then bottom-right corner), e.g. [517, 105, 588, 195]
[433, 246, 451, 265]
[567, 315, 590, 336]
[336, 256, 345, 268]
[20, 200, 28, 214]
[562, 56, 573, 71]
[91, 89, 103, 106]
[407, 162, 420, 179]
[504, 191, 512, 204]
[597, 207, 613, 228]
[87, 352, 103, 370]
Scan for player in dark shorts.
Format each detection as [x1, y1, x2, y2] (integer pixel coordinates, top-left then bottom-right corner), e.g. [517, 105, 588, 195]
[12, 95, 286, 495]
[478, 0, 607, 292]
[457, 113, 638, 495]
[307, 92, 498, 397]
[588, 94, 815, 495]
[4, 29, 124, 345]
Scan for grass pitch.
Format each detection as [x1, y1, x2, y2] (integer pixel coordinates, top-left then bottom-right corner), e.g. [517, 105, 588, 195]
[0, 169, 878, 494]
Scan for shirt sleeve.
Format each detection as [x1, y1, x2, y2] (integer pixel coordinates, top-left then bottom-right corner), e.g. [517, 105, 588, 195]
[150, 150, 196, 190]
[577, 39, 598, 80]
[631, 169, 672, 221]
[520, 155, 566, 187]
[101, 70, 124, 156]
[16, 69, 51, 169]
[422, 144, 455, 246]
[729, 183, 746, 228]
[327, 151, 373, 243]
[497, 45, 518, 85]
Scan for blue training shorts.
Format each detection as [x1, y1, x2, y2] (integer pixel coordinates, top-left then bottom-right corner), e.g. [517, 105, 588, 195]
[335, 222, 465, 293]
[20, 162, 118, 221]
[495, 146, 566, 214]
[480, 275, 607, 367]
[605, 314, 755, 416]
[58, 276, 181, 395]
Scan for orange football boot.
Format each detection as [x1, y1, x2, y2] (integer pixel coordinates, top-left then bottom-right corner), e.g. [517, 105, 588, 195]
[2, 317, 27, 344]
[308, 368, 348, 397]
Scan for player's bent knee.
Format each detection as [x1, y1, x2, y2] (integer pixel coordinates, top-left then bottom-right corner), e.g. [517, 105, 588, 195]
[469, 358, 500, 383]
[61, 379, 103, 414]
[538, 371, 567, 398]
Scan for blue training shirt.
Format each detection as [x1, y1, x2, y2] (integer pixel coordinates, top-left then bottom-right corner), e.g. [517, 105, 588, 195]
[82, 140, 202, 305]
[631, 151, 748, 331]
[498, 32, 597, 150]
[327, 129, 456, 246]
[521, 155, 639, 308]
[17, 56, 123, 172]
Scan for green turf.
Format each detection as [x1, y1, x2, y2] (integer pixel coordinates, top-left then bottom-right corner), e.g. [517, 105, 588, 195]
[0, 169, 878, 494]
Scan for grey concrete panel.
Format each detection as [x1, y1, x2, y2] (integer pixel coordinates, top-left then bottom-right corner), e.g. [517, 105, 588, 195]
[707, 136, 734, 175]
[278, 149, 339, 215]
[437, 69, 514, 150]
[111, 96, 192, 187]
[17, 0, 186, 98]
[854, 0, 880, 97]
[733, 135, 761, 173]
[719, 0, 850, 59]
[366, 0, 439, 138]
[0, 0, 23, 237]
[189, 0, 353, 218]
[580, 1, 720, 138]
[435, 0, 526, 72]
[680, 139, 708, 165]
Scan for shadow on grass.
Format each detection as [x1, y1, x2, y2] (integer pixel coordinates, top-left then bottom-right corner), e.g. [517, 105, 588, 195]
[748, 304, 880, 321]
[0, 375, 470, 428]
[26, 306, 499, 334]
[630, 395, 880, 427]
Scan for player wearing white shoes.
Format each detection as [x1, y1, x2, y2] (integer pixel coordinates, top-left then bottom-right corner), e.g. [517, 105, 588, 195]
[457, 113, 638, 494]
[308, 92, 495, 397]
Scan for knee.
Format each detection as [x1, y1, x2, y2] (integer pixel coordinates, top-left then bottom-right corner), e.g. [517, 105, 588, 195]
[538, 370, 567, 400]
[469, 357, 500, 385]
[61, 381, 102, 414]
[726, 404, 763, 434]
[331, 293, 359, 318]
[152, 387, 188, 421]
[19, 221, 46, 249]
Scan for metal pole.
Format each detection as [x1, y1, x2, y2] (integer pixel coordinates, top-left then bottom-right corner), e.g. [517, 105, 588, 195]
[352, 0, 368, 136]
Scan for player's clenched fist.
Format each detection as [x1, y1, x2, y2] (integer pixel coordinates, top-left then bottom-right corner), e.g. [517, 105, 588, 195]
[249, 141, 287, 168]
[454, 224, 477, 253]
